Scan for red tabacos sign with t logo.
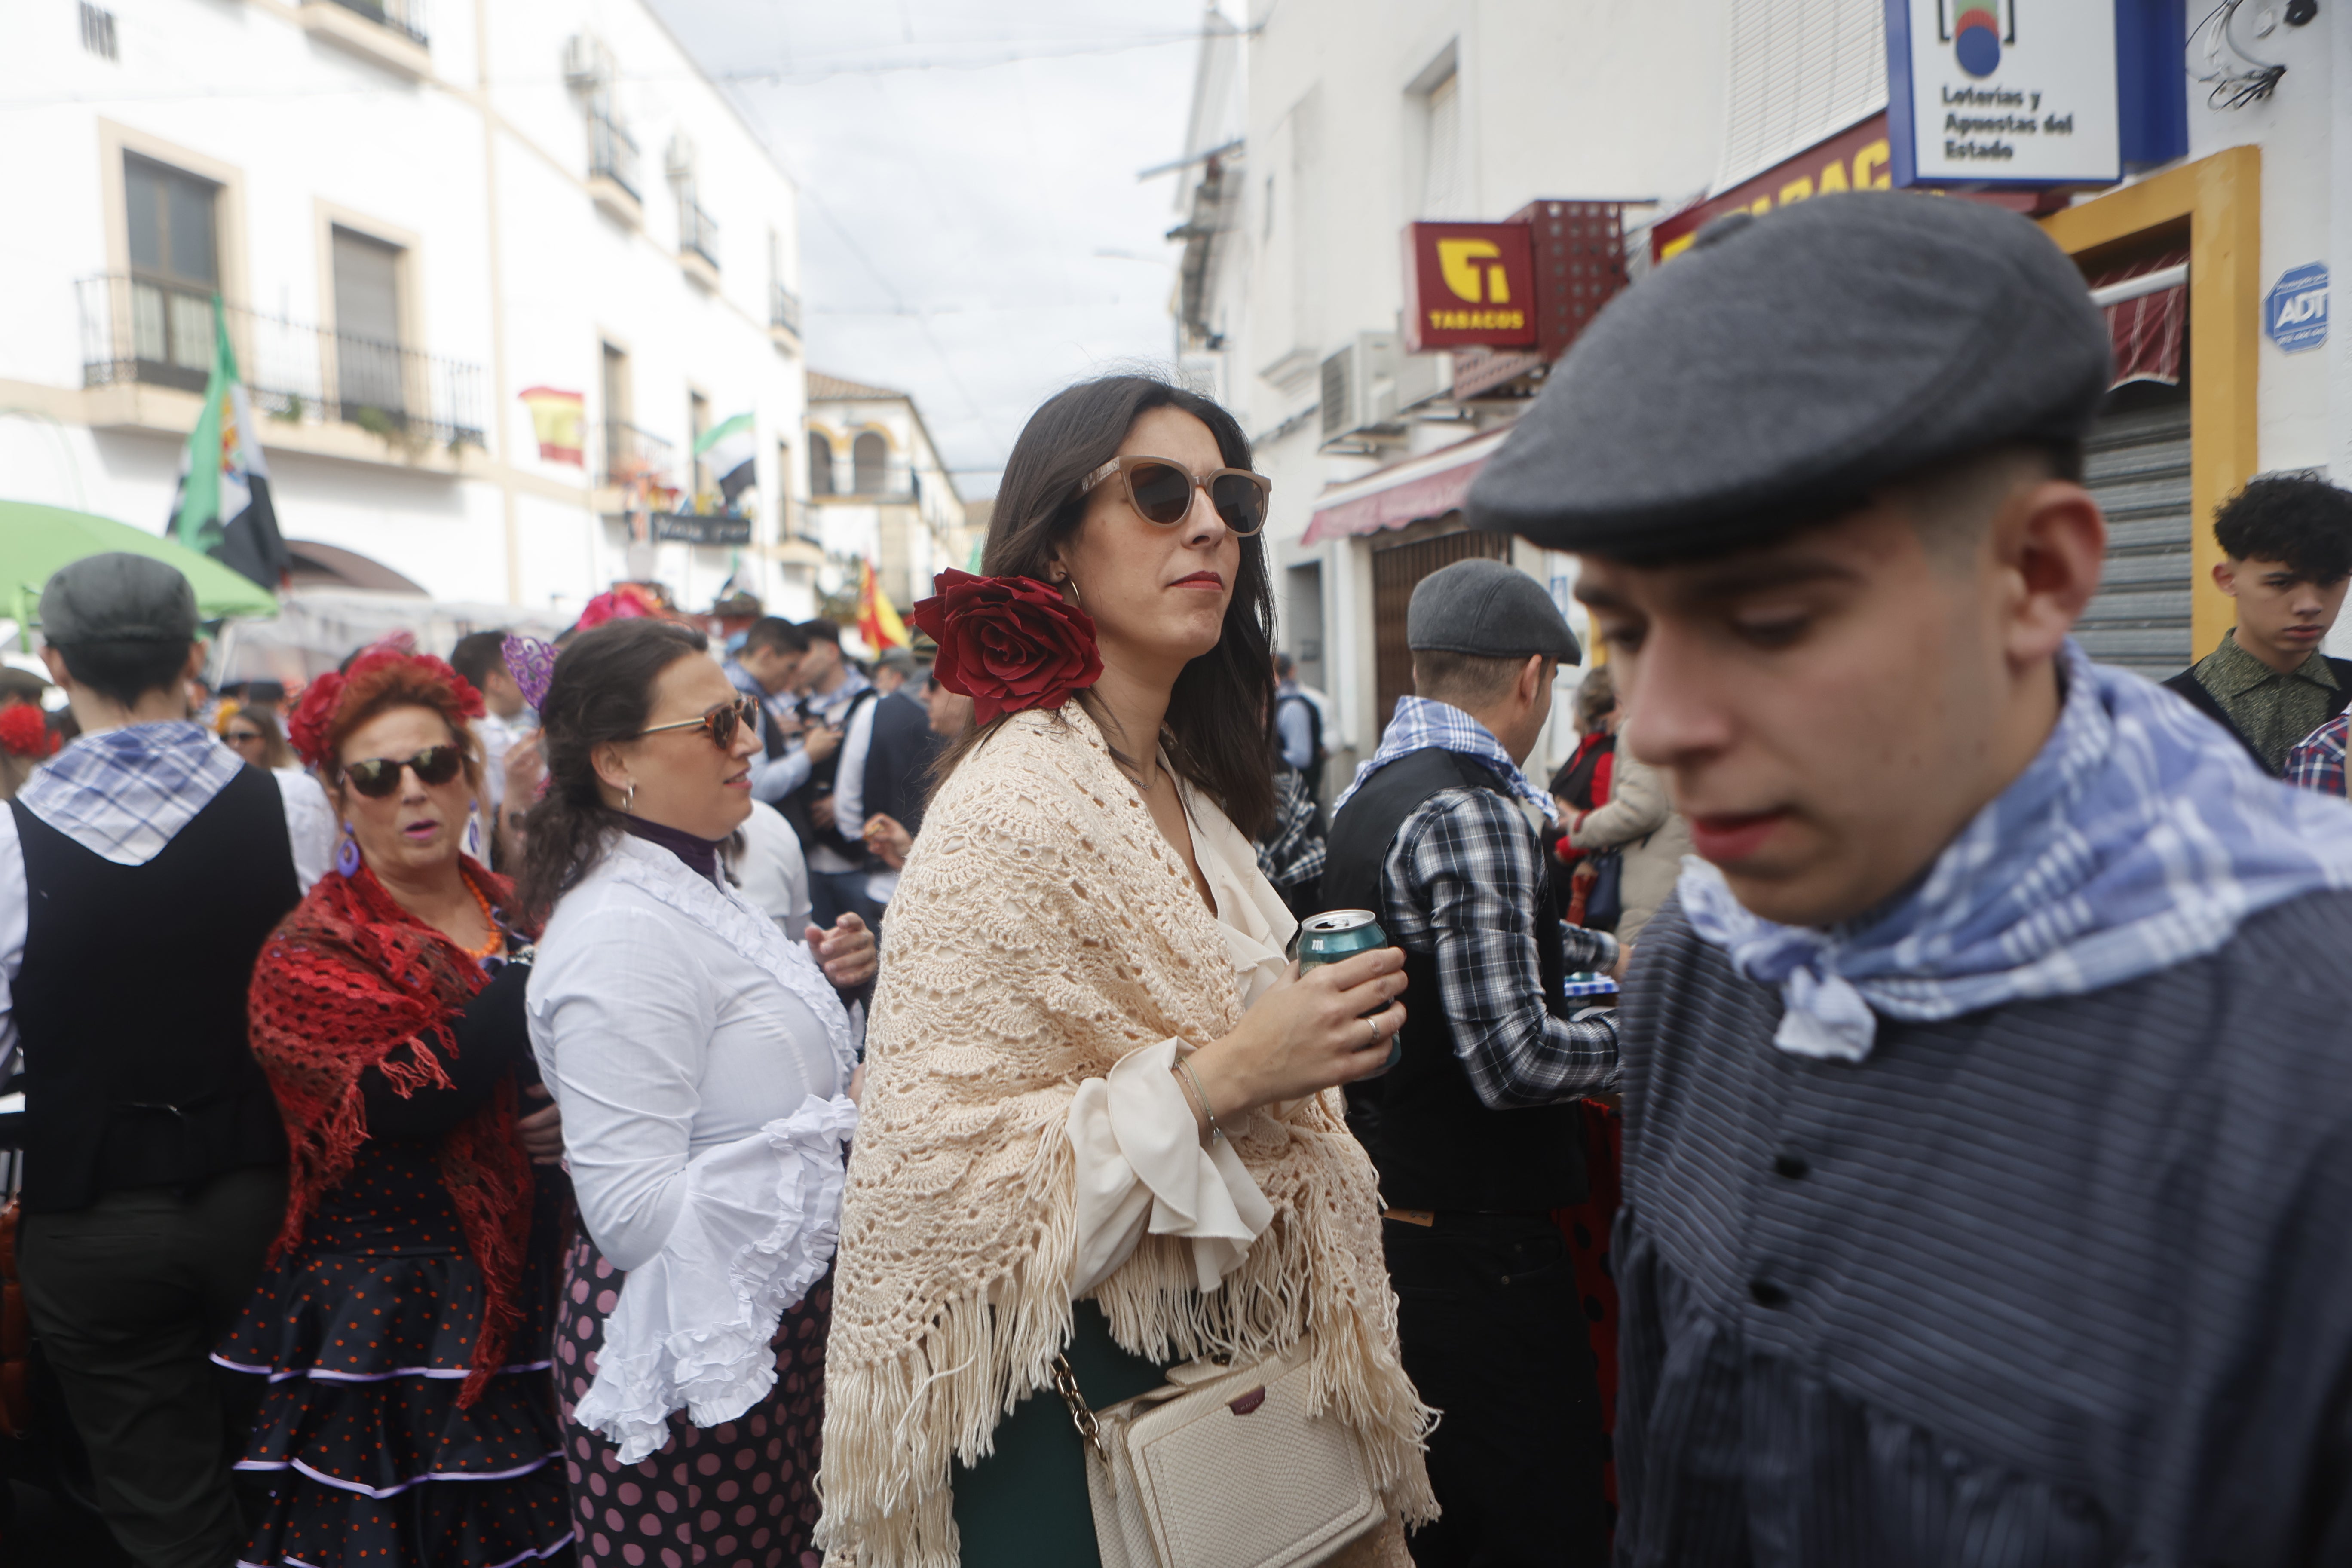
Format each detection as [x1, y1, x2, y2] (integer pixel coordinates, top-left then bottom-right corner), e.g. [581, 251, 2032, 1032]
[1403, 221, 1538, 352]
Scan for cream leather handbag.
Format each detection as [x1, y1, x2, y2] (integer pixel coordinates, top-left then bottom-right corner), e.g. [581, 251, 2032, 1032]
[1052, 1331, 1386, 1568]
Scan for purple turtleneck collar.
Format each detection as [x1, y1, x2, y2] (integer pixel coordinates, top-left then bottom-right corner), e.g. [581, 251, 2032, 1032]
[621, 815, 725, 881]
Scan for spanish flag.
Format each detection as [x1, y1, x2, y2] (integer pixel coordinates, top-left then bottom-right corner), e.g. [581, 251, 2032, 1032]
[858, 559, 909, 651]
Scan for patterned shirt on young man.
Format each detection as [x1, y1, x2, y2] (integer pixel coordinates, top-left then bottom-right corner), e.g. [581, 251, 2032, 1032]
[1380, 780, 1620, 1106]
[2183, 630, 2341, 773]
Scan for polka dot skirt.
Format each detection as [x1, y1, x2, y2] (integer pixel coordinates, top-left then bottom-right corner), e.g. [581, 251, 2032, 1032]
[217, 1140, 575, 1567]
[556, 1220, 830, 1568]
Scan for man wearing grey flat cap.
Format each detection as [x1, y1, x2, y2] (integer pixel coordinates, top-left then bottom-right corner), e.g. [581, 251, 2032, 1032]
[1470, 190, 2352, 1563]
[4, 552, 332, 1567]
[1322, 557, 1620, 1567]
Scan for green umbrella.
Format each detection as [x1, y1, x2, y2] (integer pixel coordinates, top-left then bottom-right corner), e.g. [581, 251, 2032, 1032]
[0, 499, 277, 634]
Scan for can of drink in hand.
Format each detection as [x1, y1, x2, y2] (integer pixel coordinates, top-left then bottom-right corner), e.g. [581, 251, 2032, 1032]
[1296, 909, 1401, 1075]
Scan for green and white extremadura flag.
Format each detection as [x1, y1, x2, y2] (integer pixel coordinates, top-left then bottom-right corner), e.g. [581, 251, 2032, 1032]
[172, 299, 291, 591]
[694, 411, 757, 509]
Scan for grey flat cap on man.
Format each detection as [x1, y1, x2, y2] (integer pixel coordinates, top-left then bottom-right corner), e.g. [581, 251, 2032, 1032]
[1407, 558, 1582, 663]
[40, 552, 200, 645]
[1468, 192, 2111, 561]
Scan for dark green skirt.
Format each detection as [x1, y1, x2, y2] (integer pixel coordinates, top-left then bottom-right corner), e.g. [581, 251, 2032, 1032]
[950, 1301, 1169, 1568]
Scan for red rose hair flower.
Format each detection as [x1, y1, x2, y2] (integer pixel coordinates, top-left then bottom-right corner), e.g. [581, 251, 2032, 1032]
[0, 704, 57, 760]
[287, 643, 486, 772]
[909, 569, 1104, 726]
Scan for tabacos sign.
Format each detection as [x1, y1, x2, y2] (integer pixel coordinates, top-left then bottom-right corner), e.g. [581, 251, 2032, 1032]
[1403, 222, 1537, 351]
[1886, 0, 2121, 188]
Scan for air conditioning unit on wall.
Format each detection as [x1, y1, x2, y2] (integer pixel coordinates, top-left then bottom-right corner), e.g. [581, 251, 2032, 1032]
[564, 34, 613, 89]
[1320, 332, 1405, 449]
[1320, 332, 1447, 449]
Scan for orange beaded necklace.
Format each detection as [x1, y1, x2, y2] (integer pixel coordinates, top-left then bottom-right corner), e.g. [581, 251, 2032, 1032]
[457, 873, 504, 963]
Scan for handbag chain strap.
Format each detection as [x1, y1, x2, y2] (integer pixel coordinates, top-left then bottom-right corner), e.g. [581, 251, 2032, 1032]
[1050, 1352, 1109, 1460]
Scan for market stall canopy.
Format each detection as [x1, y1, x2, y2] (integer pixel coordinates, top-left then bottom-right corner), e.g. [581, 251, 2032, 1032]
[0, 499, 277, 633]
[1302, 429, 1514, 545]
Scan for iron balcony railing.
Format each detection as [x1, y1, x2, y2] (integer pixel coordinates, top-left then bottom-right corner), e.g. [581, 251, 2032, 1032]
[602, 419, 677, 490]
[318, 0, 427, 47]
[769, 282, 801, 337]
[590, 111, 640, 200]
[681, 200, 719, 270]
[77, 273, 485, 452]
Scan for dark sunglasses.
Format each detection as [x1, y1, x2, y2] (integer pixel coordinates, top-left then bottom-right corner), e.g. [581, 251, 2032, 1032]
[1080, 455, 1271, 536]
[637, 695, 760, 750]
[343, 745, 465, 797]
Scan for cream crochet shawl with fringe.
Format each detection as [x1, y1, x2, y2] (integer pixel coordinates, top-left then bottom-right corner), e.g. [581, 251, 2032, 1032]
[815, 701, 1435, 1566]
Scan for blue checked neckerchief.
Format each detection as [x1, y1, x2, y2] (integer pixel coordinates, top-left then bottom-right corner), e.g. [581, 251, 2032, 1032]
[1679, 639, 2352, 1063]
[1333, 695, 1558, 824]
[16, 721, 243, 867]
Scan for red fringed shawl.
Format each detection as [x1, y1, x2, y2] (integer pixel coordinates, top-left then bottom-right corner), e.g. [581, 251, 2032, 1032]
[247, 859, 534, 1407]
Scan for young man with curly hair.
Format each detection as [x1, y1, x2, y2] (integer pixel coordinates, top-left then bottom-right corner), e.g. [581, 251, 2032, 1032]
[2164, 473, 2352, 775]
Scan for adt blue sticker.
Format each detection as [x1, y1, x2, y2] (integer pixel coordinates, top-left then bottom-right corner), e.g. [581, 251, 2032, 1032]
[2266, 263, 2329, 354]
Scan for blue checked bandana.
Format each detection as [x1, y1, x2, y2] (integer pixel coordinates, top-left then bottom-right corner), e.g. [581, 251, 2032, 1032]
[1679, 639, 2352, 1063]
[17, 721, 243, 867]
[1334, 695, 1558, 824]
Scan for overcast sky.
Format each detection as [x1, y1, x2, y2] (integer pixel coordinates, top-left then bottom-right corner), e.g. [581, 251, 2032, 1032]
[646, 0, 1212, 502]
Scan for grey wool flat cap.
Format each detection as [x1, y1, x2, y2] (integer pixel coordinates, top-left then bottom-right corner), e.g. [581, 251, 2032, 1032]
[1467, 191, 2113, 561]
[40, 552, 199, 644]
[1407, 558, 1581, 663]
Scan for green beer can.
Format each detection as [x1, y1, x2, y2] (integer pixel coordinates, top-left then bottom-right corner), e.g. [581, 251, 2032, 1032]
[1296, 909, 1401, 1075]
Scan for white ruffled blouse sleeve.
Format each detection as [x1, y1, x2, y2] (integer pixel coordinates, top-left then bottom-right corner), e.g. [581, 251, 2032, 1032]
[1066, 784, 1299, 1298]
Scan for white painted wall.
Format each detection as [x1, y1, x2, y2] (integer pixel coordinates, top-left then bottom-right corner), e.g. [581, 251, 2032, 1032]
[0, 0, 805, 627]
[1185, 0, 2352, 744]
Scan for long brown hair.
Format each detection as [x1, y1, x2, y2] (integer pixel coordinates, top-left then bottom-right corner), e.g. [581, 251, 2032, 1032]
[513, 619, 709, 926]
[932, 374, 1277, 835]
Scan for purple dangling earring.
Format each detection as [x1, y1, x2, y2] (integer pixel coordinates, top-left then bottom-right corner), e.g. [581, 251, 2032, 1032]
[336, 822, 361, 877]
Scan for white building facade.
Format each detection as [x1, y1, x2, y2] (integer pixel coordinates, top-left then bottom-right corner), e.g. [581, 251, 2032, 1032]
[1174, 0, 2352, 786]
[804, 372, 969, 620]
[0, 0, 810, 635]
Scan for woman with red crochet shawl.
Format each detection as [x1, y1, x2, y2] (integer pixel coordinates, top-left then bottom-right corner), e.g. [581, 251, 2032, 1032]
[213, 646, 575, 1568]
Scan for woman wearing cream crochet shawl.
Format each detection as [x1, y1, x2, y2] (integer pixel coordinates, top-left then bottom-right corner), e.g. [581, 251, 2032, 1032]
[817, 378, 1436, 1567]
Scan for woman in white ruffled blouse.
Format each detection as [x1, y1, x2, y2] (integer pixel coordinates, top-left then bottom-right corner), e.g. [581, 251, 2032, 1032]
[514, 619, 877, 1568]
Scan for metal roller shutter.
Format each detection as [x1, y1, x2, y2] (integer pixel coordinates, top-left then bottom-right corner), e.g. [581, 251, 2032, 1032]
[2078, 395, 2194, 679]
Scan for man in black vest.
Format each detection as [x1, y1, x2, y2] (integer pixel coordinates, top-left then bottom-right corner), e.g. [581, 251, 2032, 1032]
[840, 650, 944, 927]
[789, 619, 882, 929]
[6, 554, 328, 1568]
[1322, 558, 1620, 1567]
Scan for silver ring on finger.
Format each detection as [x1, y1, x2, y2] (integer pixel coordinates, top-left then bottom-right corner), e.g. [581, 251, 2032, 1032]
[1366, 1015, 1381, 1050]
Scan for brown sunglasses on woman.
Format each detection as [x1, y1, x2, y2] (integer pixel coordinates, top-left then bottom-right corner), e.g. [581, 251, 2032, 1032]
[1080, 455, 1272, 536]
[636, 694, 760, 750]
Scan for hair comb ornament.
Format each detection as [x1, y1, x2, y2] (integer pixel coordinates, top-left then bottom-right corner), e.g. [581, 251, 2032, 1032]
[501, 634, 558, 713]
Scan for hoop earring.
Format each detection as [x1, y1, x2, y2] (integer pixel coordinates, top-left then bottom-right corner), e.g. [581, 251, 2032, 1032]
[622, 781, 636, 816]
[335, 822, 361, 877]
[1062, 575, 1083, 605]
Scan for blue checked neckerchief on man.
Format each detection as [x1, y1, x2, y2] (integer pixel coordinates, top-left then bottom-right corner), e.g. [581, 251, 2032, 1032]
[16, 721, 242, 866]
[1334, 695, 1559, 824]
[1678, 638, 2352, 1063]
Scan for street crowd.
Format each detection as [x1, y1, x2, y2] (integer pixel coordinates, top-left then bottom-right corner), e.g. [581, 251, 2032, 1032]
[5, 191, 2352, 1568]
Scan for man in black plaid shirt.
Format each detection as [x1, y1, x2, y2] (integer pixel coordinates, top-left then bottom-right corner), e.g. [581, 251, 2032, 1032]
[1322, 559, 1617, 1568]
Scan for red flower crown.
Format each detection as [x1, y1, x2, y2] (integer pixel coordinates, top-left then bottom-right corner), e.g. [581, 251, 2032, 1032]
[287, 640, 485, 771]
[908, 569, 1103, 726]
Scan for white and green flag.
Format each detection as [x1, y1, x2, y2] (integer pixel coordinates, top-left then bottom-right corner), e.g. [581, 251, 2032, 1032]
[172, 300, 290, 590]
[694, 411, 757, 510]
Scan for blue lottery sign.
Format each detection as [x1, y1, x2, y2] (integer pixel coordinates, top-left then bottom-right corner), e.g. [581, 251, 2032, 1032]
[2266, 263, 2330, 354]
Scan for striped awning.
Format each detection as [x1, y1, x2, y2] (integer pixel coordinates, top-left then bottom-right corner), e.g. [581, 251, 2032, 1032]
[1301, 428, 1513, 545]
[2088, 252, 2188, 389]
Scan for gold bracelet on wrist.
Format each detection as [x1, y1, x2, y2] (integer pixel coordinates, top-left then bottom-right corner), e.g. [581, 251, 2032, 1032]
[1175, 1056, 1222, 1140]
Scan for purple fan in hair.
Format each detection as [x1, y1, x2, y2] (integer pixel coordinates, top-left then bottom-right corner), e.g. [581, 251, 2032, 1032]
[502, 634, 557, 713]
